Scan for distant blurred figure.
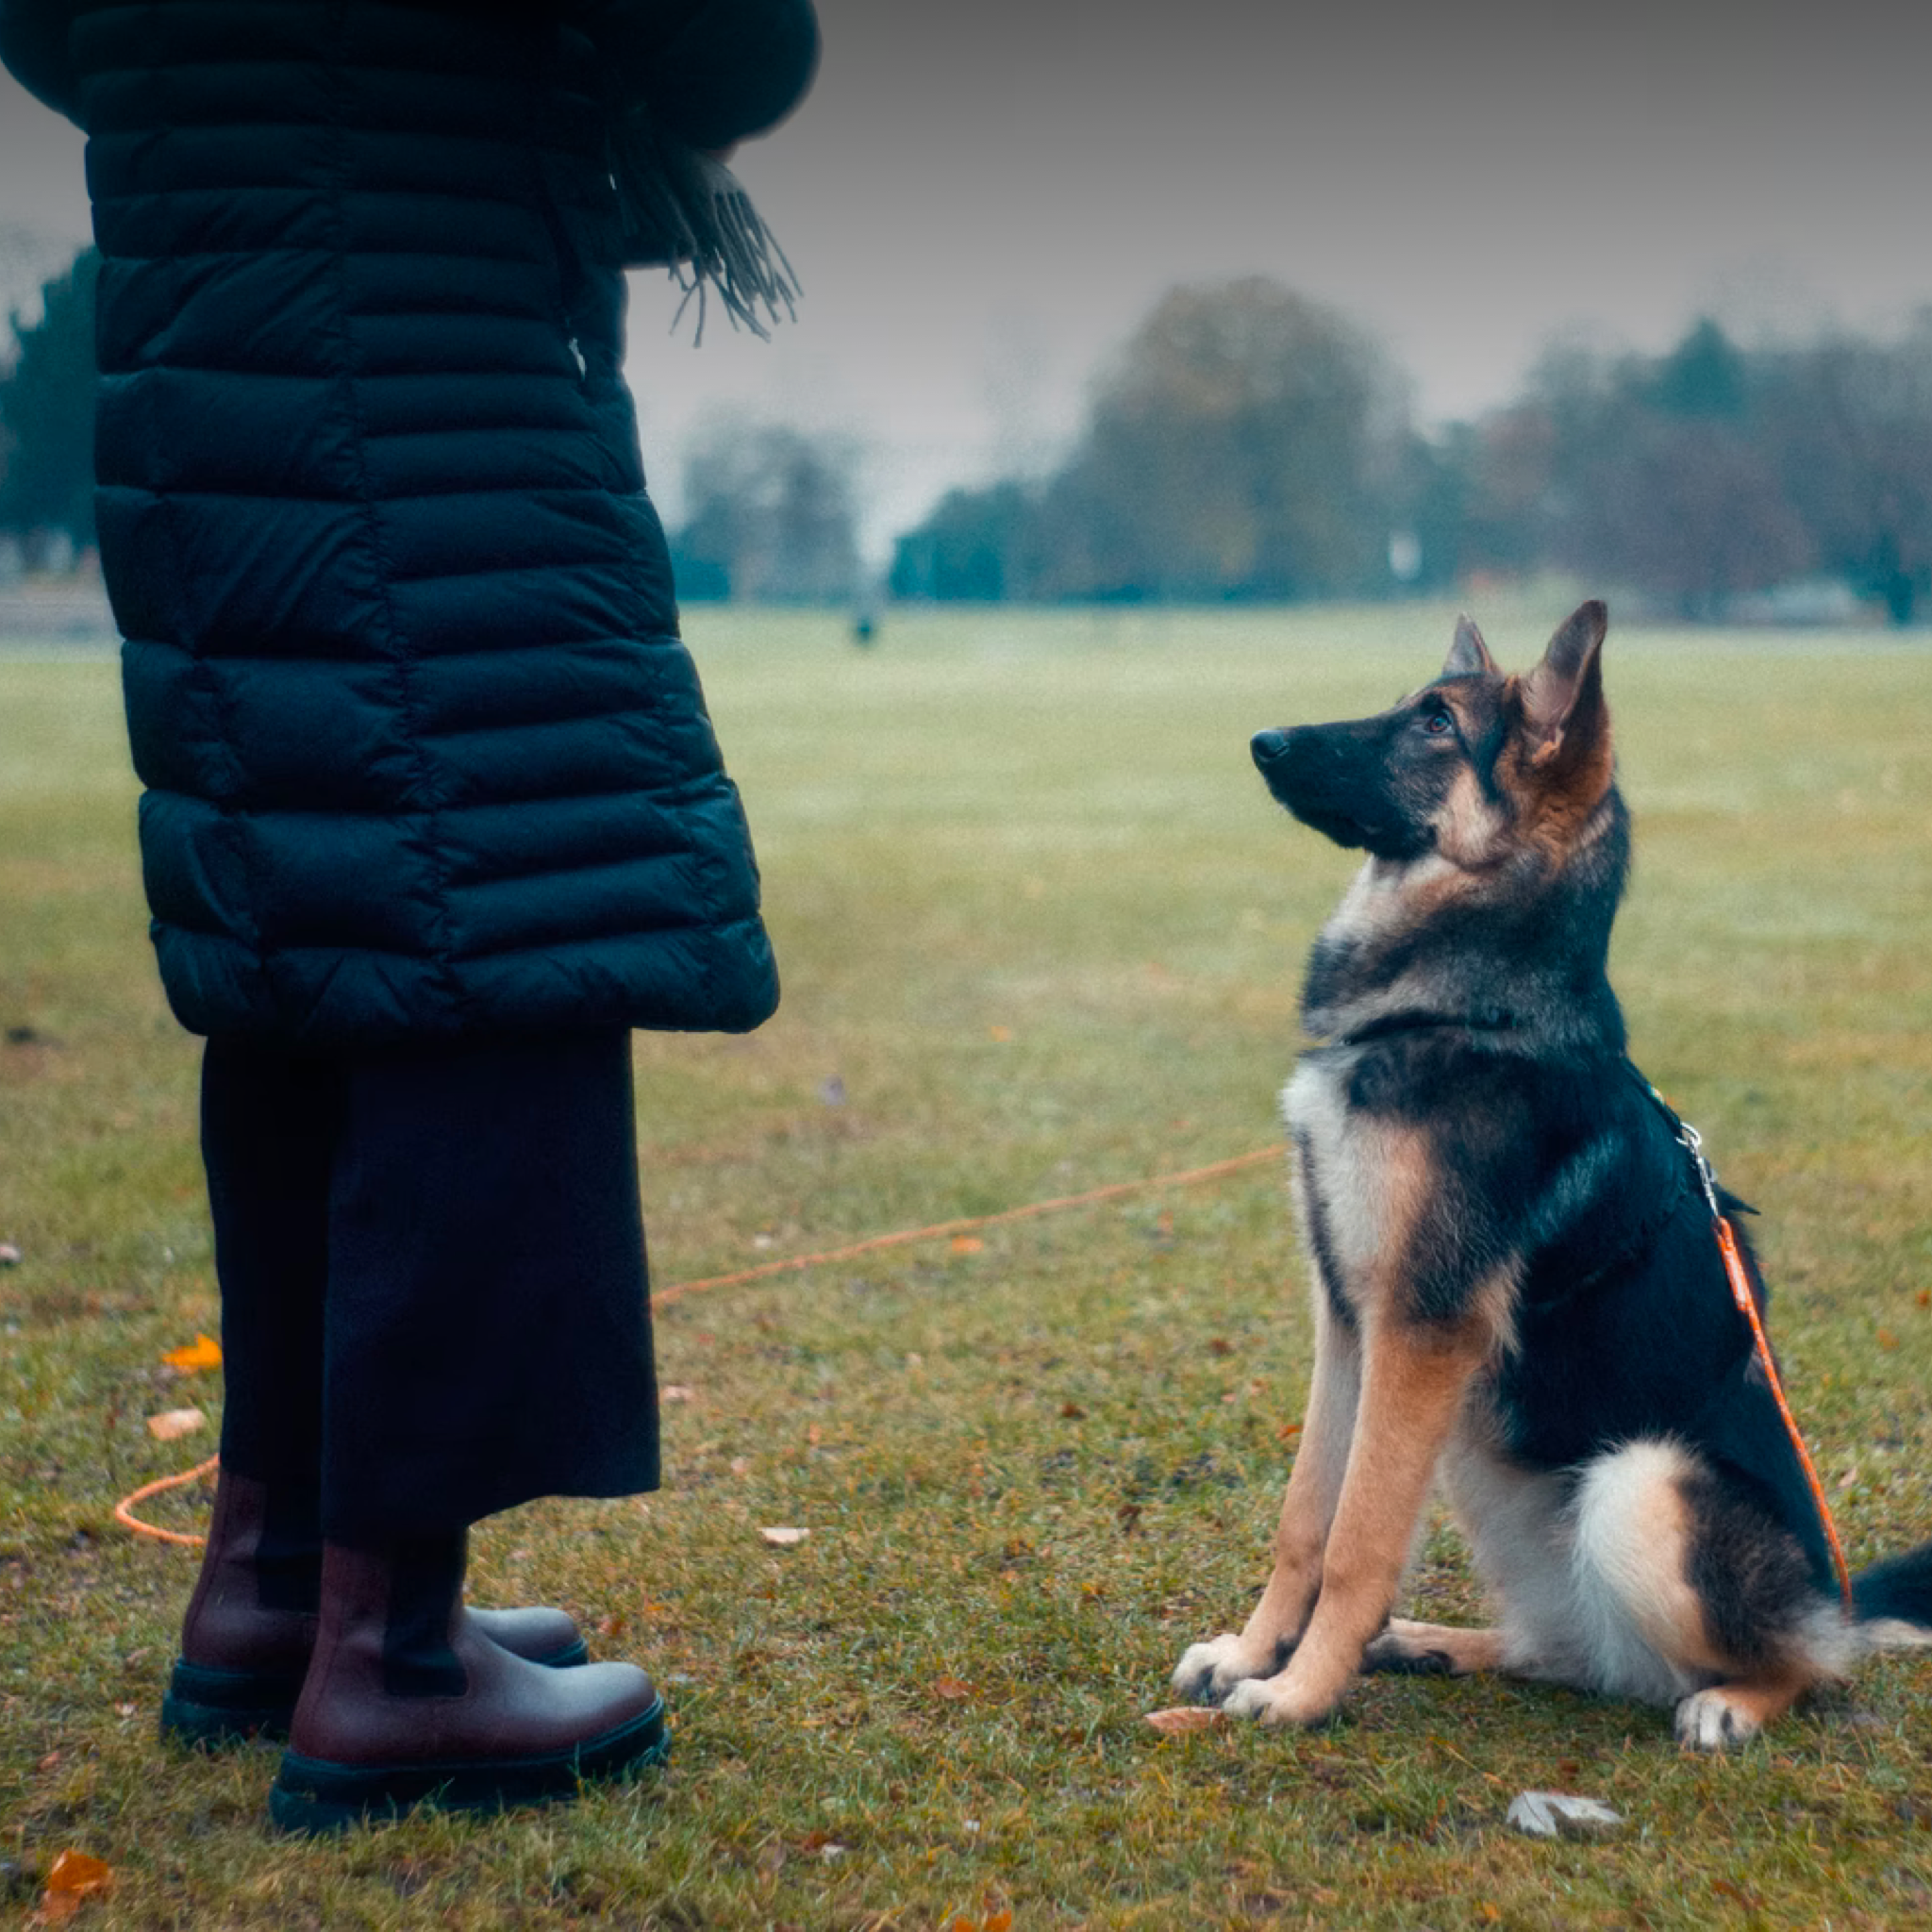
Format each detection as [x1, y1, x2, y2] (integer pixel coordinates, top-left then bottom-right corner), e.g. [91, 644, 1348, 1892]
[0, 0, 816, 1831]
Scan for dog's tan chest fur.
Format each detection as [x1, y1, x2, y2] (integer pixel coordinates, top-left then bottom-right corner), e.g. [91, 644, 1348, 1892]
[1284, 1051, 1416, 1305]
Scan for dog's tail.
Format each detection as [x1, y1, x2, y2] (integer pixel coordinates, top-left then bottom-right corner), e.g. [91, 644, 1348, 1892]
[1852, 1543, 1932, 1648]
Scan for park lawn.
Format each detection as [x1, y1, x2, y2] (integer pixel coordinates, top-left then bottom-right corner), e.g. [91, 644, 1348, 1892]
[1, 599, 1930, 1929]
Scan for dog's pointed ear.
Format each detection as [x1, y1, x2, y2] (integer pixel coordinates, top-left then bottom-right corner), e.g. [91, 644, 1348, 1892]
[1441, 615, 1496, 678]
[1521, 600, 1609, 769]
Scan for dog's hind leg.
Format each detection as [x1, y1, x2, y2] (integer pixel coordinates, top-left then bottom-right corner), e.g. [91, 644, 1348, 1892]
[1362, 1429, 1584, 1685]
[1173, 1293, 1360, 1703]
[1569, 1440, 1849, 1750]
[1361, 1619, 1507, 1675]
[1222, 1310, 1491, 1727]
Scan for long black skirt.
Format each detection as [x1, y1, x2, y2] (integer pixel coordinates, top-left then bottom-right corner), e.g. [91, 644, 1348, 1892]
[199, 1028, 659, 1542]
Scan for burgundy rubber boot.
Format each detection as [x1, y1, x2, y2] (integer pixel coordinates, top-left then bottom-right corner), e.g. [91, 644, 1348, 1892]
[269, 1535, 666, 1831]
[161, 1471, 589, 1748]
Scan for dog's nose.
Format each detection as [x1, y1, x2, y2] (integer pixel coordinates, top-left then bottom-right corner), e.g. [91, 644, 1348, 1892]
[1251, 728, 1291, 769]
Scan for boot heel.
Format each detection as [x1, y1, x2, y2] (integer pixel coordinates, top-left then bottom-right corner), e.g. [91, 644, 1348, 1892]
[160, 1658, 305, 1749]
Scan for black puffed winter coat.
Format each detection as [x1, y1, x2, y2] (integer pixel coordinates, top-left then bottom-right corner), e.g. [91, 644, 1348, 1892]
[0, 0, 815, 1043]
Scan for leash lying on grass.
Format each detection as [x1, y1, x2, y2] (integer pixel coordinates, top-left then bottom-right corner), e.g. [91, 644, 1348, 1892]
[115, 1145, 1289, 1546]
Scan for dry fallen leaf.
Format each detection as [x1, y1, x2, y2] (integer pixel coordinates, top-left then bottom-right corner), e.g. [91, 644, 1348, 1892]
[1143, 1706, 1227, 1734]
[949, 1236, 984, 1256]
[661, 1384, 696, 1404]
[759, 1525, 808, 1546]
[160, 1333, 223, 1373]
[42, 1849, 114, 1915]
[931, 1675, 974, 1701]
[145, 1407, 207, 1442]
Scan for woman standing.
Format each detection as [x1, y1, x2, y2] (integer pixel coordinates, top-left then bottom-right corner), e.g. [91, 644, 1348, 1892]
[0, 0, 817, 1830]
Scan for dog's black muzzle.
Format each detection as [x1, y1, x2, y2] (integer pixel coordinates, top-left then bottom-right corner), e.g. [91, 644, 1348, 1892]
[1250, 721, 1433, 859]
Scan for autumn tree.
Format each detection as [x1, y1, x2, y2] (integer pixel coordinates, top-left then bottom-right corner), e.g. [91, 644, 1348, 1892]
[889, 480, 1041, 601]
[1760, 319, 1932, 625]
[670, 419, 861, 605]
[1032, 278, 1409, 601]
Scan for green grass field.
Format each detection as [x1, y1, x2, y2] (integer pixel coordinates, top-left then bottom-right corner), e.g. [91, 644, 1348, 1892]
[3, 601, 1930, 1928]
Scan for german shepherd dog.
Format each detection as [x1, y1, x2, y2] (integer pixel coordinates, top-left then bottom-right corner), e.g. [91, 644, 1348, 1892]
[1173, 601, 1932, 1747]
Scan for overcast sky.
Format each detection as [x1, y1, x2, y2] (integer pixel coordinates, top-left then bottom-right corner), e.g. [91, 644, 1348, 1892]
[6, 0, 1931, 562]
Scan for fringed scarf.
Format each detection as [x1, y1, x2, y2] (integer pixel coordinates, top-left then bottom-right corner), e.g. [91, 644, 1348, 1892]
[606, 106, 800, 342]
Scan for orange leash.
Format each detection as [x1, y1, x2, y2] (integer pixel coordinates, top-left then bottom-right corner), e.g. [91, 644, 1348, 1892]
[114, 1143, 1286, 1545]
[1669, 1108, 1856, 1610]
[1712, 1211, 1855, 1608]
[113, 1453, 221, 1547]
[648, 1145, 1284, 1307]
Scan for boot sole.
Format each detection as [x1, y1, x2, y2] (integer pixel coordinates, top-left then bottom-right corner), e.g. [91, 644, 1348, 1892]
[160, 1639, 591, 1752]
[267, 1695, 669, 1834]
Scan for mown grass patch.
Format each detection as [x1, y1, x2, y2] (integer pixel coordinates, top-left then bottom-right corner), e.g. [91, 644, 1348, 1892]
[3, 604, 1930, 1928]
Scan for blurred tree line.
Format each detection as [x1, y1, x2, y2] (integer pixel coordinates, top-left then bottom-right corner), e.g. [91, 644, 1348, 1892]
[892, 279, 1932, 624]
[0, 245, 97, 567]
[6, 247, 1932, 619]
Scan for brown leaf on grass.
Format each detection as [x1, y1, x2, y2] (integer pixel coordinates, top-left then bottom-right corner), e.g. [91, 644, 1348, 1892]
[160, 1333, 223, 1373]
[949, 1236, 984, 1256]
[1143, 1706, 1226, 1734]
[931, 1674, 974, 1701]
[759, 1525, 808, 1546]
[145, 1407, 207, 1441]
[1059, 1401, 1086, 1420]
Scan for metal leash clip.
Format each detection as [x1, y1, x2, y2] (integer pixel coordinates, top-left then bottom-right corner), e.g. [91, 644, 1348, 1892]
[1674, 1117, 1724, 1222]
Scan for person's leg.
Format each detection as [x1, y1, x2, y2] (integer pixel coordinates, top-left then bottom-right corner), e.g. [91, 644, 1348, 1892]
[319, 1026, 658, 1541]
[162, 1040, 338, 1744]
[164, 1039, 591, 1753]
[272, 1029, 664, 1826]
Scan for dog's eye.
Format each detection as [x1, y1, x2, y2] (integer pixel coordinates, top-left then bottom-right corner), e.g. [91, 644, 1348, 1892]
[1421, 707, 1455, 738]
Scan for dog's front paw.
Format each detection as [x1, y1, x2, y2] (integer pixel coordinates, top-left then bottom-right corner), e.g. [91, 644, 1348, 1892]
[1674, 1687, 1764, 1753]
[1172, 1633, 1280, 1705]
[1221, 1672, 1340, 1729]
